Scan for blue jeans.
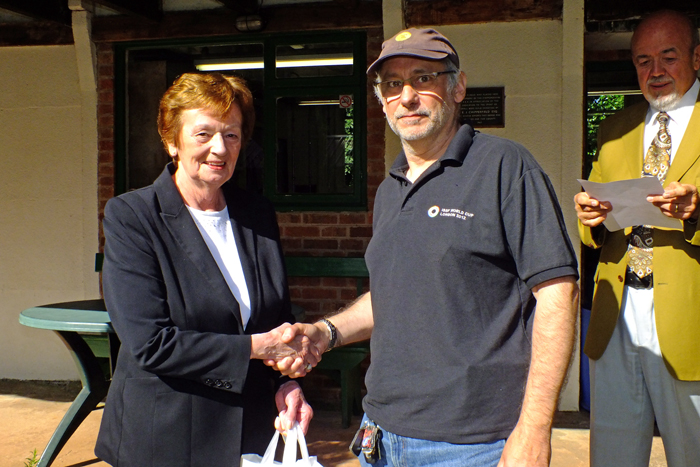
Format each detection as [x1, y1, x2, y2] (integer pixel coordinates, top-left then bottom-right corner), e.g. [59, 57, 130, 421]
[356, 415, 505, 467]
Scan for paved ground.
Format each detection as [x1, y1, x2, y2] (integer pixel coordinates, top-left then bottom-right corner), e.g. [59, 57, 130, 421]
[0, 380, 667, 467]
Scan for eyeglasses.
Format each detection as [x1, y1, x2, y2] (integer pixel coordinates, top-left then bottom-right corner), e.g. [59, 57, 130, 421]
[374, 71, 458, 99]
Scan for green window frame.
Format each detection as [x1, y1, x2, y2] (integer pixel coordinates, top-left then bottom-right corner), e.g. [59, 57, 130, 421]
[113, 31, 367, 211]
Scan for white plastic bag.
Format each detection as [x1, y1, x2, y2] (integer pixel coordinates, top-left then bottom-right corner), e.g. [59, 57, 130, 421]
[241, 422, 323, 467]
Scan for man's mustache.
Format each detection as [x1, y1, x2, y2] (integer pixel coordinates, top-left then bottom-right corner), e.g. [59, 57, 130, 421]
[394, 109, 430, 119]
[648, 76, 673, 85]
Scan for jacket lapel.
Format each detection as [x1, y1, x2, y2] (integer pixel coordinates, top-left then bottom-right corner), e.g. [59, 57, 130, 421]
[154, 164, 244, 331]
[622, 104, 647, 179]
[666, 94, 700, 184]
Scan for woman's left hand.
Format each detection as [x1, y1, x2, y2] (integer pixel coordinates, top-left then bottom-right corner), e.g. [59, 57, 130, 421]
[274, 381, 313, 434]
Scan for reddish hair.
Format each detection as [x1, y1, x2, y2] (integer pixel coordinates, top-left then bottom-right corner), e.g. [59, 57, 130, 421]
[157, 72, 255, 152]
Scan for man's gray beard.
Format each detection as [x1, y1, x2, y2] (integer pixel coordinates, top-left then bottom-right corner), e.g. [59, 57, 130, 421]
[649, 90, 682, 112]
[388, 102, 451, 141]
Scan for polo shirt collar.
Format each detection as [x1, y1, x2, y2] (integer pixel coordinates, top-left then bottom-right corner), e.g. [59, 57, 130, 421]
[389, 124, 476, 182]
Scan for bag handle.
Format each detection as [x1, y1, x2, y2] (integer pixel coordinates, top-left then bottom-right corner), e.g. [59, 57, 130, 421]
[282, 422, 311, 466]
[260, 430, 280, 464]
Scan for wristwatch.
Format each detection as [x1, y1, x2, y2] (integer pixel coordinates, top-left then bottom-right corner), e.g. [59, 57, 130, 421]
[320, 318, 338, 352]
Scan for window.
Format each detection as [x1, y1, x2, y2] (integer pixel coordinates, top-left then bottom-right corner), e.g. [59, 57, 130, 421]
[114, 32, 367, 210]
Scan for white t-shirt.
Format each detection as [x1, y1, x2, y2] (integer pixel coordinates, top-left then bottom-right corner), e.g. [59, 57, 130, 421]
[187, 205, 252, 329]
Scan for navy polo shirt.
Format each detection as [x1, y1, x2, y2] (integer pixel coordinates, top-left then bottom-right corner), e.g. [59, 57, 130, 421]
[363, 125, 578, 444]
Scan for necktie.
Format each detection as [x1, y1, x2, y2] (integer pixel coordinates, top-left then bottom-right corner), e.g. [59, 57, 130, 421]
[626, 112, 671, 279]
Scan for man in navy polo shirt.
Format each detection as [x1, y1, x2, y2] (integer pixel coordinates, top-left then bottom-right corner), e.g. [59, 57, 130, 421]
[273, 28, 579, 467]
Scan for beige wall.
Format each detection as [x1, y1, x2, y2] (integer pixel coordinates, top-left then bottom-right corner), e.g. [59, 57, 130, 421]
[0, 45, 99, 379]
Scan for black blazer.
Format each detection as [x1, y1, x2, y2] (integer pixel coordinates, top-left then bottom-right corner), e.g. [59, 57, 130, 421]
[95, 164, 293, 467]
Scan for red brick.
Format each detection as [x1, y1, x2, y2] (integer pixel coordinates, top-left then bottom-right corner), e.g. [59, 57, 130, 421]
[339, 238, 366, 252]
[98, 78, 113, 91]
[284, 226, 320, 238]
[98, 103, 114, 116]
[98, 140, 114, 151]
[99, 178, 114, 189]
[368, 174, 385, 187]
[99, 115, 114, 127]
[320, 226, 348, 237]
[99, 186, 114, 199]
[280, 238, 303, 251]
[367, 159, 385, 173]
[349, 226, 372, 238]
[339, 212, 368, 225]
[98, 151, 113, 164]
[99, 64, 114, 77]
[304, 213, 339, 224]
[321, 277, 355, 287]
[288, 287, 303, 299]
[340, 288, 361, 301]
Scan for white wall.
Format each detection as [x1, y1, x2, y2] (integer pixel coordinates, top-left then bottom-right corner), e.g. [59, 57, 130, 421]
[0, 45, 99, 380]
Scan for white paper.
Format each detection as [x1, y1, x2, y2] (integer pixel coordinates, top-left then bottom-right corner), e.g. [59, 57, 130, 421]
[578, 178, 682, 231]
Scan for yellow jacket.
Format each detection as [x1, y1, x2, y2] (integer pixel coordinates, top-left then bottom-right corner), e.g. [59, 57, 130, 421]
[580, 97, 700, 381]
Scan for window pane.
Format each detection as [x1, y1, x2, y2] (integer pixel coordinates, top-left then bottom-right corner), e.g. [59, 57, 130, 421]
[276, 95, 355, 194]
[276, 42, 353, 78]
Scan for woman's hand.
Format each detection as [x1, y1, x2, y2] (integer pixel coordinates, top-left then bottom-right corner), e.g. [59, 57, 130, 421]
[250, 323, 321, 370]
[274, 381, 313, 434]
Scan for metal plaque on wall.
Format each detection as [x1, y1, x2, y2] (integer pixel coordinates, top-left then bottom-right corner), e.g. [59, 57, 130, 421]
[459, 87, 505, 128]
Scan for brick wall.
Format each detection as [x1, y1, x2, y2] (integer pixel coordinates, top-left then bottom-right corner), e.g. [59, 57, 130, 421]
[97, 42, 115, 255]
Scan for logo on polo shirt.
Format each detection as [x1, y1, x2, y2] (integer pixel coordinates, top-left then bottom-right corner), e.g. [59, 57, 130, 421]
[428, 205, 474, 220]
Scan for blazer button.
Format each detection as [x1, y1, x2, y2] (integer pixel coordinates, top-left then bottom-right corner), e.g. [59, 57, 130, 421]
[204, 378, 213, 386]
[215, 379, 223, 387]
[224, 382, 232, 389]
[618, 275, 624, 282]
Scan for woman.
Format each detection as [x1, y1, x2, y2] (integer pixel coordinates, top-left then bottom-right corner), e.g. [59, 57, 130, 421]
[95, 73, 317, 466]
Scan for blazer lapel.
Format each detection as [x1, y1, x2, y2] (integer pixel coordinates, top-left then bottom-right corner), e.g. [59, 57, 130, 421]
[155, 164, 244, 331]
[666, 94, 700, 184]
[622, 104, 647, 179]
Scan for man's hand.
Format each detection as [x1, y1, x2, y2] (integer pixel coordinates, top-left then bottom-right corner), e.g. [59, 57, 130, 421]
[250, 323, 321, 375]
[274, 381, 313, 434]
[648, 181, 700, 220]
[574, 191, 612, 227]
[497, 420, 551, 467]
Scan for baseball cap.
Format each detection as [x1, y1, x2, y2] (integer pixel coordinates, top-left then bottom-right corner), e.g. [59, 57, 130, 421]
[367, 28, 460, 76]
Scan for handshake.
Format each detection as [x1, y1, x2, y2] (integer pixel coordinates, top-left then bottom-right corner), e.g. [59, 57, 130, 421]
[252, 321, 333, 378]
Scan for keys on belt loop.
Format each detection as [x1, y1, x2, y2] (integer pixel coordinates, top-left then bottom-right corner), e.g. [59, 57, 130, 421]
[349, 419, 382, 463]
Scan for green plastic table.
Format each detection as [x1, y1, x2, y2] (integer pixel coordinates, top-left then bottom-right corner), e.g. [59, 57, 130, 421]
[19, 299, 117, 467]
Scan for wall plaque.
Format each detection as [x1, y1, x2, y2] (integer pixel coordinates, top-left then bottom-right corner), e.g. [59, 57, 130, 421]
[459, 87, 505, 128]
